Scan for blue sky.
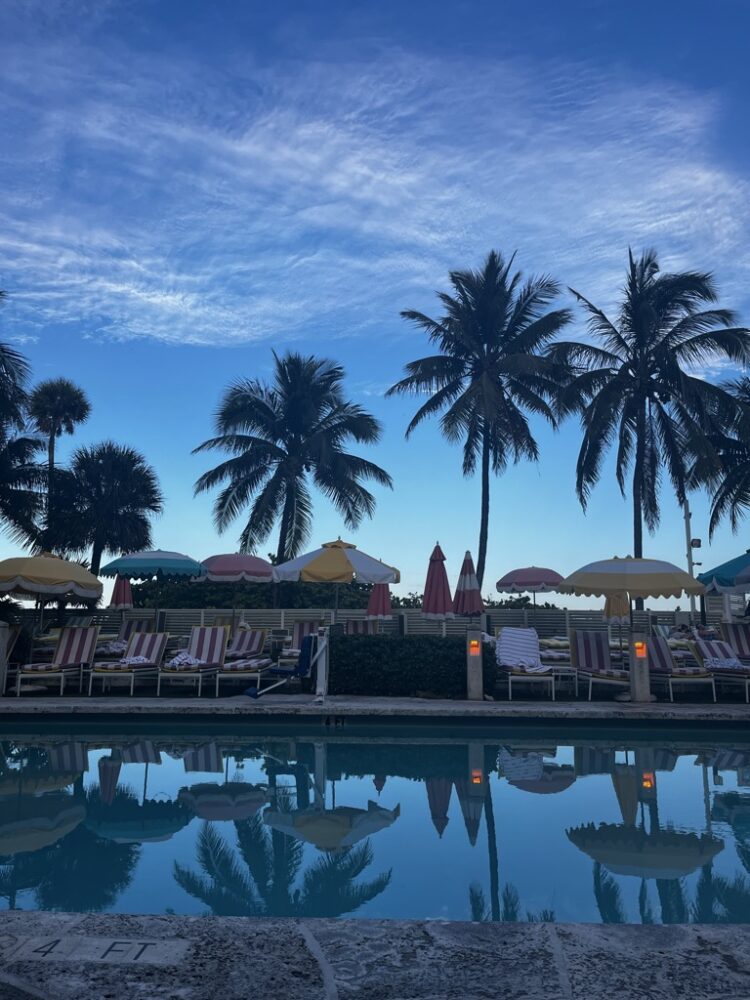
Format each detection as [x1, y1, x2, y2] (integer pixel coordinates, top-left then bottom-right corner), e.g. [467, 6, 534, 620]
[1, 0, 750, 601]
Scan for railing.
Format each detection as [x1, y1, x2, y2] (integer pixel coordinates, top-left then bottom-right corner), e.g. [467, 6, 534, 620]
[9, 605, 724, 643]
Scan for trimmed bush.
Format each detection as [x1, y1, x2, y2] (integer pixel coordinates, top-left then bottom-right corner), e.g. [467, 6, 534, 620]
[328, 635, 495, 698]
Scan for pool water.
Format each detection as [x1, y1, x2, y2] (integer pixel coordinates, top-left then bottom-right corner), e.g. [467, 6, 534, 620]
[2, 728, 749, 924]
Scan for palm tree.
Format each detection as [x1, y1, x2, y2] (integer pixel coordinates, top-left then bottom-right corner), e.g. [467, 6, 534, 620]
[0, 429, 45, 546]
[387, 250, 571, 586]
[174, 815, 391, 918]
[552, 249, 750, 558]
[28, 378, 91, 546]
[692, 377, 750, 537]
[194, 352, 392, 561]
[55, 442, 163, 574]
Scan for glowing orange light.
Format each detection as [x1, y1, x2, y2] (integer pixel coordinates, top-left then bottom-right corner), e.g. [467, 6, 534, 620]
[468, 639, 481, 657]
[634, 641, 647, 659]
[471, 769, 483, 785]
[642, 771, 655, 790]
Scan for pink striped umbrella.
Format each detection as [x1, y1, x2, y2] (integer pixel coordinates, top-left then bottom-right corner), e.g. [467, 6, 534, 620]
[453, 551, 484, 617]
[422, 544, 454, 619]
[196, 553, 273, 583]
[366, 583, 392, 620]
[425, 777, 453, 838]
[455, 779, 485, 847]
[496, 566, 563, 595]
[109, 574, 133, 610]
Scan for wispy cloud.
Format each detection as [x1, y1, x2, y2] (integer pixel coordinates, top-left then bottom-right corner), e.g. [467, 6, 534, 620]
[1, 20, 748, 347]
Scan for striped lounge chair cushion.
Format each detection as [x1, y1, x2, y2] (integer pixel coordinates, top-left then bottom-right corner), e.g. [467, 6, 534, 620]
[226, 629, 265, 658]
[163, 626, 228, 670]
[291, 621, 320, 648]
[573, 631, 613, 674]
[496, 628, 544, 671]
[20, 662, 82, 672]
[720, 624, 750, 660]
[94, 659, 155, 672]
[590, 667, 629, 680]
[221, 657, 273, 672]
[671, 665, 711, 677]
[21, 626, 99, 672]
[647, 637, 675, 674]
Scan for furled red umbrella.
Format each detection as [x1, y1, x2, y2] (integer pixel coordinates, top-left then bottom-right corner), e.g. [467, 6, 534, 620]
[98, 755, 122, 807]
[455, 779, 484, 846]
[109, 574, 133, 610]
[453, 551, 484, 617]
[373, 775, 387, 795]
[425, 777, 453, 838]
[422, 544, 454, 619]
[194, 553, 273, 584]
[367, 583, 393, 621]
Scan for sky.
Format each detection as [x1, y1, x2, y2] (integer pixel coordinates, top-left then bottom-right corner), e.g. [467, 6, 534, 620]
[1, 0, 750, 602]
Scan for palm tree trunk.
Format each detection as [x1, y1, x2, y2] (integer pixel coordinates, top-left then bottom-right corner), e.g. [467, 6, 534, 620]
[476, 426, 491, 589]
[46, 432, 55, 550]
[633, 403, 645, 610]
[484, 781, 500, 921]
[90, 539, 104, 576]
[276, 493, 293, 564]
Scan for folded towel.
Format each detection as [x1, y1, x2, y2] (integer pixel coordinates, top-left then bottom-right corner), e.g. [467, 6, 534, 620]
[99, 640, 128, 655]
[497, 627, 547, 671]
[705, 655, 745, 671]
[120, 655, 151, 665]
[168, 652, 206, 668]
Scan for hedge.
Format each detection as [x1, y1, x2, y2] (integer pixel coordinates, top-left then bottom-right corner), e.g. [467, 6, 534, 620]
[328, 635, 496, 699]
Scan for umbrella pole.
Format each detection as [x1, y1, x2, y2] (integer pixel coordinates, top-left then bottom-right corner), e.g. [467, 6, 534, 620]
[142, 762, 149, 804]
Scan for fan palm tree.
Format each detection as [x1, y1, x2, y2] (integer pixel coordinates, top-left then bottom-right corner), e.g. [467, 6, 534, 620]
[552, 249, 750, 558]
[28, 378, 91, 546]
[174, 815, 391, 918]
[194, 352, 392, 561]
[387, 250, 572, 586]
[54, 442, 163, 574]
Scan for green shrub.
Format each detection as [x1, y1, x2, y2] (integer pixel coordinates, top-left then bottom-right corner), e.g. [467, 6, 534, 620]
[328, 635, 495, 698]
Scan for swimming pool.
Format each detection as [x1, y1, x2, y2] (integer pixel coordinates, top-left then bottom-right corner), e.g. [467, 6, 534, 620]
[1, 725, 749, 924]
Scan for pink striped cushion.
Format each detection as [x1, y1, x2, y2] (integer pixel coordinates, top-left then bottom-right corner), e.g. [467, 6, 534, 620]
[221, 658, 273, 672]
[187, 626, 227, 666]
[127, 632, 168, 665]
[292, 621, 320, 647]
[573, 631, 612, 673]
[720, 624, 750, 659]
[54, 626, 99, 667]
[226, 629, 264, 658]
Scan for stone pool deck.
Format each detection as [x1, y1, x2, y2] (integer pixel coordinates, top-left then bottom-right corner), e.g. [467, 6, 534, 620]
[0, 911, 747, 999]
[1, 692, 750, 725]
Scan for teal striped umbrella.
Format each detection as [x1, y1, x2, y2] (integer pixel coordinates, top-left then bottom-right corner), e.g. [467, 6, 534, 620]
[698, 549, 750, 594]
[100, 549, 205, 580]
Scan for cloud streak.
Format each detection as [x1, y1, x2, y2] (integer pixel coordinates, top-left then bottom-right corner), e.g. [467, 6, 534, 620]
[1, 23, 748, 348]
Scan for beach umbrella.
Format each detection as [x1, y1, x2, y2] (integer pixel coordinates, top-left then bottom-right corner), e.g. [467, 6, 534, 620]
[264, 801, 401, 852]
[109, 575, 133, 610]
[0, 769, 80, 797]
[194, 554, 273, 584]
[699, 550, 750, 594]
[508, 763, 576, 795]
[272, 539, 399, 585]
[367, 583, 393, 621]
[603, 590, 630, 650]
[422, 544, 454, 619]
[86, 795, 191, 844]
[566, 824, 723, 879]
[559, 557, 704, 600]
[453, 551, 483, 618]
[496, 566, 563, 621]
[425, 777, 453, 838]
[0, 553, 102, 601]
[455, 780, 484, 846]
[178, 782, 268, 821]
[99, 549, 204, 580]
[0, 794, 85, 855]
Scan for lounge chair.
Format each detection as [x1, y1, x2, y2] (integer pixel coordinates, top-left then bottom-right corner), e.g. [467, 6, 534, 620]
[157, 625, 229, 696]
[647, 635, 716, 702]
[89, 632, 169, 696]
[345, 619, 379, 635]
[240, 633, 318, 699]
[97, 616, 152, 656]
[496, 627, 556, 700]
[15, 626, 100, 696]
[278, 621, 321, 668]
[720, 623, 750, 663]
[570, 629, 629, 700]
[226, 628, 266, 660]
[690, 638, 750, 702]
[652, 622, 672, 639]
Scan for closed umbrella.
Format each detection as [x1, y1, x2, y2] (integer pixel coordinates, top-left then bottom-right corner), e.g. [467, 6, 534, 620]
[425, 777, 453, 838]
[453, 551, 483, 618]
[422, 544, 454, 620]
[455, 780, 484, 846]
[100, 550, 204, 579]
[603, 591, 630, 651]
[97, 755, 122, 807]
[195, 554, 273, 584]
[109, 575, 133, 610]
[367, 583, 393, 621]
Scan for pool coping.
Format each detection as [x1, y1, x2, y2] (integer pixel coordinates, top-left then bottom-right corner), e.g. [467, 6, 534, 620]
[0, 911, 748, 999]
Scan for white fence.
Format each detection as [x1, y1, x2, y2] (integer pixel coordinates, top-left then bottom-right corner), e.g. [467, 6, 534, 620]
[11, 605, 724, 641]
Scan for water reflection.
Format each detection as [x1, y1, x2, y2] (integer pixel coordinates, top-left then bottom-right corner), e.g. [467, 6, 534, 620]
[2, 732, 750, 921]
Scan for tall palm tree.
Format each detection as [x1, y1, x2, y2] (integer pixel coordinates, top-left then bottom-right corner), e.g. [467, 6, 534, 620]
[174, 815, 391, 918]
[692, 377, 750, 537]
[194, 352, 392, 561]
[28, 378, 91, 546]
[387, 250, 571, 586]
[552, 249, 750, 558]
[0, 430, 45, 546]
[56, 442, 163, 574]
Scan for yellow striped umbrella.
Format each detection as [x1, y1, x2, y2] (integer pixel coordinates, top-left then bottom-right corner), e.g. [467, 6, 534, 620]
[0, 553, 102, 600]
[272, 539, 399, 584]
[560, 557, 704, 600]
